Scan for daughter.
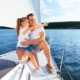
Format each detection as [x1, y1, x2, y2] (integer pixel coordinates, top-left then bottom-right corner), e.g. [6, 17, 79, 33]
[16, 17, 48, 75]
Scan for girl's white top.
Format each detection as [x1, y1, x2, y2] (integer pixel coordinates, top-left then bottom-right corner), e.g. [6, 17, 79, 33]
[17, 27, 30, 47]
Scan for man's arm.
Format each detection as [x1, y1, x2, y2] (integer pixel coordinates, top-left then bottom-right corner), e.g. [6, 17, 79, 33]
[29, 31, 45, 44]
[20, 31, 45, 46]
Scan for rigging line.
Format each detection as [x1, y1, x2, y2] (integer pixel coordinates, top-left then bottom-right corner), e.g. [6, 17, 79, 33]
[0, 42, 17, 46]
[57, 47, 73, 80]
[49, 32, 53, 47]
[60, 45, 66, 72]
[49, 33, 62, 80]
[49, 32, 73, 80]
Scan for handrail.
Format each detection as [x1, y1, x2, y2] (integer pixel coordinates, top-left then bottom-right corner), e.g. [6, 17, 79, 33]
[57, 45, 73, 80]
[60, 45, 66, 72]
[18, 65, 25, 80]
[48, 31, 53, 47]
[48, 32, 73, 80]
[49, 32, 63, 79]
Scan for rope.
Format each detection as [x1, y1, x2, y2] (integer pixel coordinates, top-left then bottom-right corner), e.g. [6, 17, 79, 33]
[48, 31, 53, 47]
[49, 32, 73, 80]
[57, 46, 73, 80]
[60, 45, 66, 72]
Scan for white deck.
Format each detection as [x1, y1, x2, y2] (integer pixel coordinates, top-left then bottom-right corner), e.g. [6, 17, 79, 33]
[0, 50, 61, 80]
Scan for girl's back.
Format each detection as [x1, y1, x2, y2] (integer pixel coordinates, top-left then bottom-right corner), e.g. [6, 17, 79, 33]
[17, 27, 30, 47]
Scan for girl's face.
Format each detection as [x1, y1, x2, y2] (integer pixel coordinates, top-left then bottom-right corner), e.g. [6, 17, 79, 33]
[21, 19, 29, 27]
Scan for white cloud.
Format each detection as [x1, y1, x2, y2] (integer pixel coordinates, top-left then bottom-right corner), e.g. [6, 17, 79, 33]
[47, 0, 53, 3]
[56, 0, 80, 9]
[41, 0, 80, 22]
[40, 0, 53, 15]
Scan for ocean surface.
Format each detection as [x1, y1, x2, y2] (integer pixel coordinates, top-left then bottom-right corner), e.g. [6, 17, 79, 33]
[0, 29, 80, 80]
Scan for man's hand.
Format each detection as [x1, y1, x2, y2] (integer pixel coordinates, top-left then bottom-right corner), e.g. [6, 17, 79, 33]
[20, 38, 30, 46]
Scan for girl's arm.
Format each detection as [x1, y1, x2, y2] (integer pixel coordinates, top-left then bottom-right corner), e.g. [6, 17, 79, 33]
[23, 23, 48, 34]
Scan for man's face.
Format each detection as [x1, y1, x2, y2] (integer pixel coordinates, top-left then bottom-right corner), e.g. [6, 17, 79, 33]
[29, 16, 36, 26]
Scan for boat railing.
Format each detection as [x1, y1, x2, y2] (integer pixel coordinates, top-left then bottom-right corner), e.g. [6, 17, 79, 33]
[48, 32, 63, 80]
[57, 44, 73, 80]
[47, 32, 73, 80]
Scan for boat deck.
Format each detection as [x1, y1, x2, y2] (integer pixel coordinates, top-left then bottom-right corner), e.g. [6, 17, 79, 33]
[31, 50, 60, 80]
[0, 50, 61, 80]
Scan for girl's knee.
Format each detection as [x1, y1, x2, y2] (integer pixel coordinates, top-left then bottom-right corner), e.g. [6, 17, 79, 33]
[31, 50, 37, 55]
[30, 54, 35, 59]
[24, 51, 35, 59]
[16, 50, 22, 55]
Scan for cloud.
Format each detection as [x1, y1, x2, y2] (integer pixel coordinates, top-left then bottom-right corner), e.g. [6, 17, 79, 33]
[56, 0, 80, 9]
[47, 0, 53, 3]
[40, 0, 80, 22]
[40, 0, 55, 22]
[40, 0, 53, 15]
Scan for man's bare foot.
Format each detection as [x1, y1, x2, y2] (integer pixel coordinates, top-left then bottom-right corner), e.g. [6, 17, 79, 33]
[27, 57, 31, 62]
[46, 64, 53, 74]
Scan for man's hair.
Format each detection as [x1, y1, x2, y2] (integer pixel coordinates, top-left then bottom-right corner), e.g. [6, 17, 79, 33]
[27, 13, 34, 19]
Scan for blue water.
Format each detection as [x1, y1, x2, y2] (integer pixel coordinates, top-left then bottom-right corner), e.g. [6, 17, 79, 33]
[0, 29, 80, 80]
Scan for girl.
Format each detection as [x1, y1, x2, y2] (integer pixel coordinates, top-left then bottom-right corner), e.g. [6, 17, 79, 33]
[16, 17, 48, 75]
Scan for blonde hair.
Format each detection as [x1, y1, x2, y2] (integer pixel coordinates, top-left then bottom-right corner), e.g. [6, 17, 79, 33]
[16, 17, 27, 36]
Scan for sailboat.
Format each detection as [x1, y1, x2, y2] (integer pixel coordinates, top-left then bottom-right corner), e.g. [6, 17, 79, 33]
[0, 0, 63, 80]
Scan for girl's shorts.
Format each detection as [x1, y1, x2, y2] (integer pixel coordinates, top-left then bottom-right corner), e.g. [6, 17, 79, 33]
[17, 45, 34, 52]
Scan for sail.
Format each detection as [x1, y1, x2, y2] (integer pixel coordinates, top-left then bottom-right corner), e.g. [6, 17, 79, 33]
[0, 0, 41, 28]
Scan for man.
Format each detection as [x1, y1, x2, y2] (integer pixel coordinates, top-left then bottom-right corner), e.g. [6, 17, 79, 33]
[17, 13, 53, 73]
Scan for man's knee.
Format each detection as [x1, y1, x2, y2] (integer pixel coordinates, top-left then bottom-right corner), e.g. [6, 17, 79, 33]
[39, 40, 49, 49]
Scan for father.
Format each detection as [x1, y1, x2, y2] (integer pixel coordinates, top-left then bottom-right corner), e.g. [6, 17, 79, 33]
[17, 13, 53, 73]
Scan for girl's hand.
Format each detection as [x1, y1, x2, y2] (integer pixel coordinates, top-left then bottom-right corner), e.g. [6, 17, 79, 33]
[43, 22, 48, 27]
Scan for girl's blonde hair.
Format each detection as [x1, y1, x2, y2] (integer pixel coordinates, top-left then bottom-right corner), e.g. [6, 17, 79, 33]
[16, 17, 27, 36]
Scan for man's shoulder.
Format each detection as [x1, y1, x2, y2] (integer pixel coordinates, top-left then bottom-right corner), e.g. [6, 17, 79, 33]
[36, 26, 45, 33]
[36, 23, 44, 30]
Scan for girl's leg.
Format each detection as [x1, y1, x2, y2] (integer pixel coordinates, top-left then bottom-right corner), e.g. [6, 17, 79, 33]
[24, 50, 39, 70]
[31, 50, 40, 67]
[16, 49, 23, 60]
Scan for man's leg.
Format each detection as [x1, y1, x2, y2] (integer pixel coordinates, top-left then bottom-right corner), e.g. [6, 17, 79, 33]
[39, 41, 51, 65]
[39, 40, 53, 73]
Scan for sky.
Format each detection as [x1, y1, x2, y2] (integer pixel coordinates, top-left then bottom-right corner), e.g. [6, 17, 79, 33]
[40, 0, 80, 22]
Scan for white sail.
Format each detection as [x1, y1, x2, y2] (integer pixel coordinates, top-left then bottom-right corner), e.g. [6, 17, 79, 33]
[0, 0, 41, 28]
[0, 0, 62, 80]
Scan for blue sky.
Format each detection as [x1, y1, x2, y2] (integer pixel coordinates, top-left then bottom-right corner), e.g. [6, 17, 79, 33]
[40, 0, 80, 22]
